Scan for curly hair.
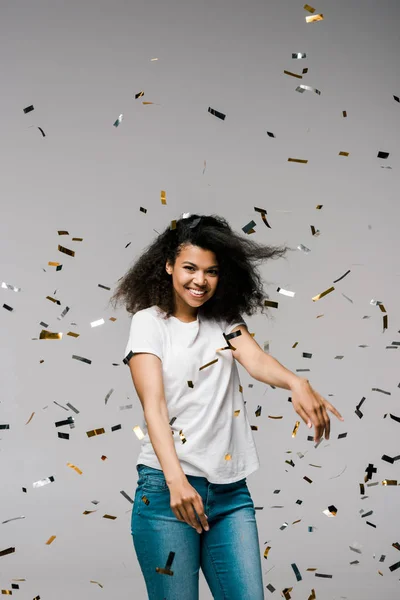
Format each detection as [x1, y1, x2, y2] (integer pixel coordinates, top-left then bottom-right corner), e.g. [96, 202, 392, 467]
[108, 213, 293, 323]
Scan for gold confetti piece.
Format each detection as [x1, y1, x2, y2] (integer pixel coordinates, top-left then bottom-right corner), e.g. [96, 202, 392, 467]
[58, 244, 75, 257]
[382, 480, 398, 485]
[187, 380, 194, 388]
[103, 514, 117, 520]
[268, 415, 283, 419]
[83, 510, 98, 515]
[343, 110, 347, 117]
[264, 299, 279, 308]
[284, 70, 303, 79]
[292, 421, 301, 437]
[306, 13, 324, 23]
[303, 3, 315, 12]
[135, 91, 144, 99]
[302, 67, 308, 74]
[150, 57, 158, 61]
[312, 286, 335, 301]
[26, 412, 35, 425]
[86, 428, 105, 438]
[264, 545, 271, 558]
[339, 151, 349, 156]
[161, 190, 167, 205]
[225, 454, 232, 461]
[199, 358, 219, 371]
[67, 462, 83, 475]
[288, 158, 308, 164]
[113, 114, 123, 127]
[90, 581, 104, 588]
[304, 476, 313, 484]
[292, 52, 307, 59]
[45, 535, 56, 545]
[67, 331, 79, 338]
[48, 261, 61, 267]
[142, 101, 154, 105]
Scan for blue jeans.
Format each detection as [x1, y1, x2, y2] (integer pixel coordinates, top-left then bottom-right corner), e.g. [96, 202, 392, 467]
[131, 464, 264, 599]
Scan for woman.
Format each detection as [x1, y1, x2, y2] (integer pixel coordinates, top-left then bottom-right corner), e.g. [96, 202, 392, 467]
[110, 213, 344, 599]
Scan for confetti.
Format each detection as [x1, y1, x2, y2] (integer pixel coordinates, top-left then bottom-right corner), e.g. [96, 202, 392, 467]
[343, 110, 347, 117]
[312, 286, 335, 301]
[292, 52, 307, 59]
[277, 288, 295, 297]
[86, 428, 105, 438]
[67, 462, 83, 475]
[284, 70, 303, 79]
[333, 269, 351, 283]
[208, 106, 226, 120]
[306, 13, 324, 23]
[339, 151, 349, 157]
[113, 114, 123, 127]
[288, 158, 308, 164]
[33, 476, 55, 488]
[394, 95, 400, 103]
[23, 104, 34, 114]
[323, 505, 338, 517]
[2, 516, 25, 525]
[377, 151, 389, 159]
[0, 547, 16, 558]
[45, 535, 56, 545]
[161, 190, 167, 205]
[266, 131, 275, 137]
[135, 91, 144, 99]
[303, 3, 315, 12]
[296, 84, 321, 95]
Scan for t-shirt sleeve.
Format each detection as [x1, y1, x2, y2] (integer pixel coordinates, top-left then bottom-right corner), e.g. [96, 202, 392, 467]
[123, 311, 164, 365]
[224, 315, 248, 336]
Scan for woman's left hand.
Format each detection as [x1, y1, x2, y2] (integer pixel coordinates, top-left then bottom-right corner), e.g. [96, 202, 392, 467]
[290, 378, 344, 442]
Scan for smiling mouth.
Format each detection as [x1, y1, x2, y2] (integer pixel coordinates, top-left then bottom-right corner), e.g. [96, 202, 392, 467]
[186, 288, 207, 297]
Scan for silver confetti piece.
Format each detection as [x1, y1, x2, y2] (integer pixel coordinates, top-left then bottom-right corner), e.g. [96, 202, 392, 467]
[296, 84, 321, 95]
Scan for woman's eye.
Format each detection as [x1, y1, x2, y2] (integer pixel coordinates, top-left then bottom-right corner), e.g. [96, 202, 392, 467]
[184, 266, 218, 275]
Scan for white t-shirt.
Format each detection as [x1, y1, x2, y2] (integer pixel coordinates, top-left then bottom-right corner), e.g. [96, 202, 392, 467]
[124, 305, 260, 484]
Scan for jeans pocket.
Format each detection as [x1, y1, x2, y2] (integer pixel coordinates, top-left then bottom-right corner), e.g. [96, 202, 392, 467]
[142, 471, 169, 492]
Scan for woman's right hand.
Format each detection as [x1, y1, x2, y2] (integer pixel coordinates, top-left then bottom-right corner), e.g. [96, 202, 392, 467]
[168, 478, 209, 533]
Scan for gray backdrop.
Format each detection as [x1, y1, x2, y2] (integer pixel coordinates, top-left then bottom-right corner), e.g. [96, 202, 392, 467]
[1, 0, 400, 598]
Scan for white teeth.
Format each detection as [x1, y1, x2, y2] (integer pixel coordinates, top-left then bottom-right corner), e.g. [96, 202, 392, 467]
[188, 289, 205, 296]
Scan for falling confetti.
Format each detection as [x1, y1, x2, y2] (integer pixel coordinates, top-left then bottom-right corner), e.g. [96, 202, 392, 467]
[306, 13, 324, 23]
[113, 114, 123, 127]
[208, 106, 226, 120]
[296, 84, 321, 95]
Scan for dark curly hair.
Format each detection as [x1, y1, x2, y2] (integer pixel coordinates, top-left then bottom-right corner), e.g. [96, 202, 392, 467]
[108, 213, 293, 323]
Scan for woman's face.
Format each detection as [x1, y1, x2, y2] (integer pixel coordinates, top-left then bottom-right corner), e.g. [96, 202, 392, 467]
[166, 244, 219, 319]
